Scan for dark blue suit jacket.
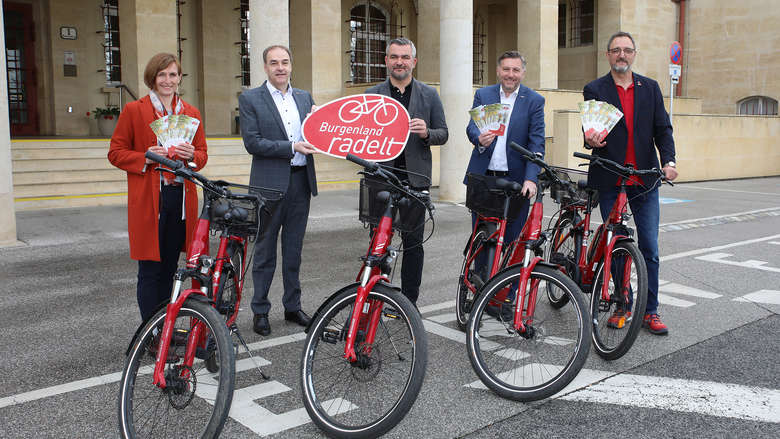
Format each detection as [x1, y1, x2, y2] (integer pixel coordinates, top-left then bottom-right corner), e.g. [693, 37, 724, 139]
[465, 83, 545, 185]
[583, 72, 675, 189]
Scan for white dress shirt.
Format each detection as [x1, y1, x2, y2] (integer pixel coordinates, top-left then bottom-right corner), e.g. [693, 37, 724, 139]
[488, 87, 519, 172]
[266, 81, 307, 167]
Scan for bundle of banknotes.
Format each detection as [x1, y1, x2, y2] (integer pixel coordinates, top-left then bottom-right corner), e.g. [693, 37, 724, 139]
[579, 100, 623, 138]
[469, 103, 511, 136]
[149, 115, 200, 154]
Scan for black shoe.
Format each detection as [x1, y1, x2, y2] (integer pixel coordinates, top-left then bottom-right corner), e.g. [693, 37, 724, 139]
[484, 303, 514, 322]
[284, 309, 311, 327]
[253, 314, 271, 336]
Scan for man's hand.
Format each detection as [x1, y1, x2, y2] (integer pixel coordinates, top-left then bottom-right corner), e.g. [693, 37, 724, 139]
[662, 164, 678, 181]
[409, 118, 428, 138]
[293, 141, 318, 155]
[584, 130, 607, 148]
[521, 180, 537, 200]
[145, 145, 166, 164]
[306, 105, 319, 117]
[477, 131, 496, 147]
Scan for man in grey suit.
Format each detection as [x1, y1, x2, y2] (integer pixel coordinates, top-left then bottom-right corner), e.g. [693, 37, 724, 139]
[239, 45, 317, 335]
[366, 37, 448, 305]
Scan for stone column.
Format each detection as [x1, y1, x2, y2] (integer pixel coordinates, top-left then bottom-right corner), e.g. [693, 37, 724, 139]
[596, 0, 623, 75]
[0, 3, 19, 246]
[309, 0, 341, 103]
[249, 0, 289, 88]
[118, 0, 178, 97]
[416, 0, 440, 83]
[516, 0, 558, 89]
[438, 0, 472, 202]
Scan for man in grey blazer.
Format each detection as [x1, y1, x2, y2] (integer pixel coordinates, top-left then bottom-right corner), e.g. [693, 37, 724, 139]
[366, 37, 448, 305]
[239, 45, 318, 336]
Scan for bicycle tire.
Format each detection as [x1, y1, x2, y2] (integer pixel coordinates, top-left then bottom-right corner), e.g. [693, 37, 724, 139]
[545, 211, 582, 308]
[118, 299, 235, 439]
[300, 284, 427, 438]
[456, 224, 495, 331]
[467, 264, 590, 402]
[590, 240, 648, 360]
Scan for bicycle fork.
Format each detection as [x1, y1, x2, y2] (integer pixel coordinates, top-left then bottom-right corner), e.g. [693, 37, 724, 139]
[512, 249, 544, 335]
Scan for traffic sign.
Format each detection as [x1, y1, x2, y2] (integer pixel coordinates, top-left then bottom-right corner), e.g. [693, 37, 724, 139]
[669, 63, 682, 79]
[670, 41, 683, 64]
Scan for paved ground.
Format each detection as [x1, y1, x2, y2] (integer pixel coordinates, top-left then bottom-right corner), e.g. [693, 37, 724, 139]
[1, 176, 779, 438]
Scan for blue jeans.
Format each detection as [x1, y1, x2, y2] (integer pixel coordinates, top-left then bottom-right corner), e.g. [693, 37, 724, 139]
[598, 185, 660, 315]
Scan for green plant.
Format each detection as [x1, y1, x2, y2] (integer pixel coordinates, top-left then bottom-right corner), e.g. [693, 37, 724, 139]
[87, 106, 120, 120]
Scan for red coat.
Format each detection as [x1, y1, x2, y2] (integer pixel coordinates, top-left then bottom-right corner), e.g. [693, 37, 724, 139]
[108, 95, 208, 261]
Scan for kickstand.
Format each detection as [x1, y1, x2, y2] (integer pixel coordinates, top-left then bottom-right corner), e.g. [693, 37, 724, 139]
[230, 323, 270, 380]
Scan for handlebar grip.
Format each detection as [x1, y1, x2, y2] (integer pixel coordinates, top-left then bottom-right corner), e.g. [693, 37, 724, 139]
[346, 153, 378, 171]
[509, 142, 534, 158]
[573, 151, 595, 160]
[145, 151, 183, 170]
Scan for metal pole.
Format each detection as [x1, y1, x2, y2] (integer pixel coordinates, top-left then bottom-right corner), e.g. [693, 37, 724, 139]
[670, 77, 674, 125]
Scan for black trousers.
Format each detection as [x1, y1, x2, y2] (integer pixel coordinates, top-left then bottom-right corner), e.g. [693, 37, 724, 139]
[397, 190, 427, 305]
[136, 185, 185, 321]
[251, 168, 311, 315]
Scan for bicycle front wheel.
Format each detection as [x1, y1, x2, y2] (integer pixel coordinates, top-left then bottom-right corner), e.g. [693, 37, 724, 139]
[456, 224, 495, 331]
[118, 299, 235, 439]
[590, 240, 648, 360]
[300, 284, 427, 438]
[545, 211, 581, 308]
[467, 265, 590, 401]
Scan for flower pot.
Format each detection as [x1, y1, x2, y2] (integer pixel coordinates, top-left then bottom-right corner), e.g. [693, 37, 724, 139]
[97, 117, 118, 137]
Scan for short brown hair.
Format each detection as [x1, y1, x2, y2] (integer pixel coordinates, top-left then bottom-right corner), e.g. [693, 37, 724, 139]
[262, 45, 292, 64]
[497, 50, 527, 69]
[143, 53, 181, 90]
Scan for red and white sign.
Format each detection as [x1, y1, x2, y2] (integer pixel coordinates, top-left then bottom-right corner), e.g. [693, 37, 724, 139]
[670, 41, 682, 64]
[302, 94, 410, 162]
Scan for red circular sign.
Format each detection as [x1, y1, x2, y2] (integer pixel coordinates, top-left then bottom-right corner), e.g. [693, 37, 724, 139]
[670, 41, 682, 64]
[302, 94, 410, 162]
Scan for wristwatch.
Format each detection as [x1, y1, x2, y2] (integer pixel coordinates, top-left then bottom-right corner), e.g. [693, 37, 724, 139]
[664, 161, 676, 168]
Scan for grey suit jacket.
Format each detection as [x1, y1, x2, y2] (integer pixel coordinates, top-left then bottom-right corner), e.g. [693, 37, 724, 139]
[239, 81, 318, 196]
[366, 78, 448, 188]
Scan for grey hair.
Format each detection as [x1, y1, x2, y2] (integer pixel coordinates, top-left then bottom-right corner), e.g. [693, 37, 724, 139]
[606, 32, 636, 51]
[386, 37, 417, 58]
[497, 50, 527, 69]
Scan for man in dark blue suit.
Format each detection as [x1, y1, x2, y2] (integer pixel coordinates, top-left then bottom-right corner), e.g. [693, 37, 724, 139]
[465, 50, 546, 242]
[583, 31, 678, 335]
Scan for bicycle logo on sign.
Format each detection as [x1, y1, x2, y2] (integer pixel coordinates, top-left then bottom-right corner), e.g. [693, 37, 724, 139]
[338, 95, 400, 126]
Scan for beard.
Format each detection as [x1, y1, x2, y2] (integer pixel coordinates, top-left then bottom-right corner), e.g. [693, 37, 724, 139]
[389, 68, 411, 81]
[611, 61, 631, 73]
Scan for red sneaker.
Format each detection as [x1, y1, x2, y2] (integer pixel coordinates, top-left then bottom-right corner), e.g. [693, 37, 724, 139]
[606, 310, 632, 329]
[643, 314, 669, 335]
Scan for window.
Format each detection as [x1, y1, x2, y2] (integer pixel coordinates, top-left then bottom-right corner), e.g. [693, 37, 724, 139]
[238, 0, 250, 87]
[473, 17, 486, 85]
[348, 2, 404, 84]
[738, 96, 778, 116]
[560, 0, 594, 48]
[101, 0, 121, 85]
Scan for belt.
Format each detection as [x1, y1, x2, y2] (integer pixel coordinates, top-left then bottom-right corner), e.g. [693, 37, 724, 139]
[291, 165, 307, 173]
[486, 170, 509, 177]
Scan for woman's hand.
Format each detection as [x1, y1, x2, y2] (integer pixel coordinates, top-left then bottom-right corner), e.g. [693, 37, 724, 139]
[145, 145, 166, 164]
[173, 142, 195, 161]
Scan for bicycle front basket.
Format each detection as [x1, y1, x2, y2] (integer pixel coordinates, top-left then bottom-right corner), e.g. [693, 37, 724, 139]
[465, 173, 524, 220]
[358, 176, 423, 232]
[549, 166, 593, 207]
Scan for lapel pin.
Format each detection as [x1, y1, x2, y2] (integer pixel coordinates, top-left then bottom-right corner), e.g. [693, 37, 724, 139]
[637, 81, 642, 86]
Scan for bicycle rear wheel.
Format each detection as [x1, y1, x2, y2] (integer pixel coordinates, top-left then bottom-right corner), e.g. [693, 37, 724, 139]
[118, 299, 235, 439]
[590, 240, 648, 360]
[467, 265, 590, 401]
[300, 284, 427, 438]
[456, 223, 495, 331]
[545, 211, 581, 308]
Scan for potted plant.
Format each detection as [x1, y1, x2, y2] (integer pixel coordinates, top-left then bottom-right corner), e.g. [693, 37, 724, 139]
[87, 106, 121, 136]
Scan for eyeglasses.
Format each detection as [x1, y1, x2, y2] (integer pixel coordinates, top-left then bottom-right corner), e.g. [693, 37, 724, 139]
[608, 47, 636, 55]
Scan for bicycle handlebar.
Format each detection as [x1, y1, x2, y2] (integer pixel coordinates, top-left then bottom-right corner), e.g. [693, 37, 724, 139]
[573, 151, 673, 185]
[509, 142, 580, 197]
[346, 153, 379, 171]
[346, 154, 435, 216]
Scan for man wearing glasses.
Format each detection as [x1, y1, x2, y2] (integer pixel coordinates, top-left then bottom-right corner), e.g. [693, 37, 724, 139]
[583, 31, 678, 335]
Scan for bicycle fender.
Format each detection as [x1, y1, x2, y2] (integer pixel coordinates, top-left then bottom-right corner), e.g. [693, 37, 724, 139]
[123, 290, 212, 356]
[305, 279, 399, 334]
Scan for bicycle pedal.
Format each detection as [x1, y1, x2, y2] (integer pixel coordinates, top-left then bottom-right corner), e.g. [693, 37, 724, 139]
[382, 307, 402, 319]
[321, 328, 341, 344]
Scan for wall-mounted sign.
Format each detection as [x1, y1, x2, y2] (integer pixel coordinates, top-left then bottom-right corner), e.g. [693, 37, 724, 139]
[60, 26, 77, 40]
[64, 51, 76, 65]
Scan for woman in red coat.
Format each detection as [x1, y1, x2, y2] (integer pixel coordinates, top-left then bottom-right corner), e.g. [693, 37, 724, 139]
[108, 53, 208, 320]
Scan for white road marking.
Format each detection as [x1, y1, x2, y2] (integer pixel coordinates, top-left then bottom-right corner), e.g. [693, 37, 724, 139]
[422, 320, 500, 351]
[418, 300, 456, 314]
[733, 289, 780, 305]
[696, 252, 780, 273]
[678, 185, 780, 196]
[769, 241, 780, 245]
[0, 371, 123, 409]
[466, 366, 612, 396]
[659, 206, 780, 227]
[427, 312, 457, 323]
[657, 294, 696, 308]
[658, 283, 722, 299]
[660, 234, 780, 262]
[561, 373, 780, 424]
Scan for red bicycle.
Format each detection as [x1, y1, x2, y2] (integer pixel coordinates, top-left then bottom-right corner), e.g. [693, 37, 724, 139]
[465, 143, 591, 402]
[300, 154, 432, 438]
[545, 151, 671, 360]
[118, 151, 279, 438]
